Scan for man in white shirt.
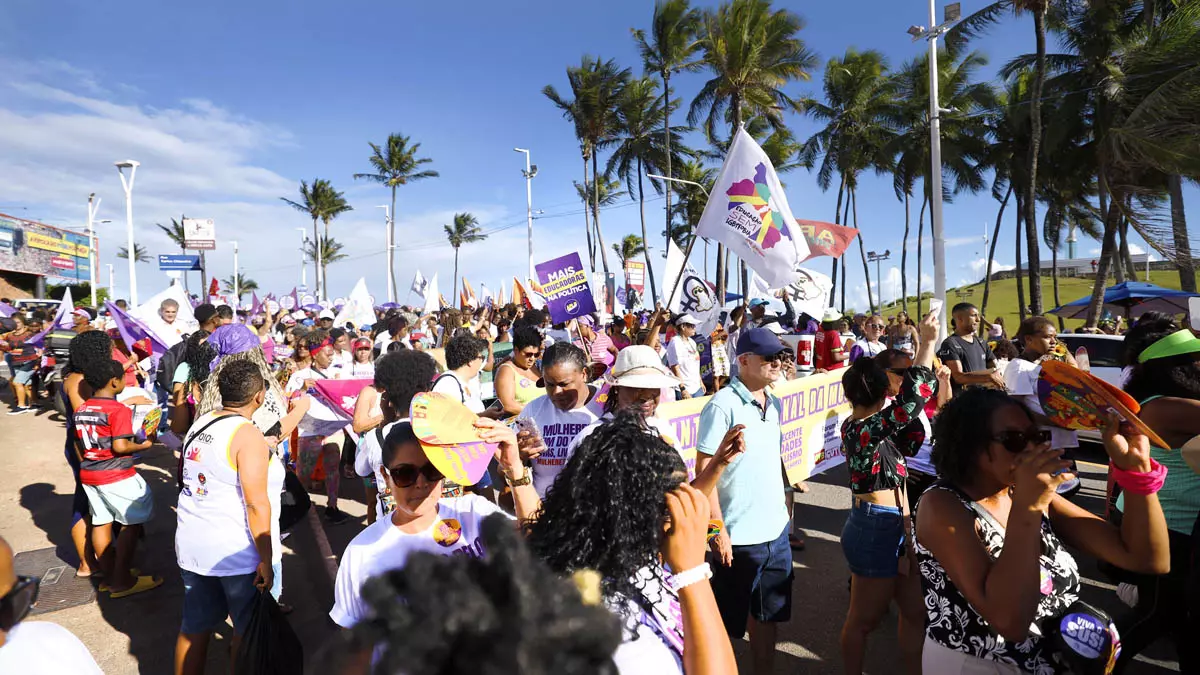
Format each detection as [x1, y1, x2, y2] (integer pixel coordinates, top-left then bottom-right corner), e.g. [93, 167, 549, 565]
[431, 334, 488, 413]
[0, 536, 102, 674]
[666, 315, 704, 398]
[329, 328, 353, 369]
[285, 330, 351, 524]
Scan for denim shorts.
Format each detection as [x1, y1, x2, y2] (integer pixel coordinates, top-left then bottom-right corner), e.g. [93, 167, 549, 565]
[180, 569, 259, 635]
[711, 524, 794, 638]
[841, 499, 905, 578]
[11, 362, 35, 385]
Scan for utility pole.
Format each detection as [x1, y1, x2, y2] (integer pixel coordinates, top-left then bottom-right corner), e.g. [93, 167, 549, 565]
[514, 148, 537, 281]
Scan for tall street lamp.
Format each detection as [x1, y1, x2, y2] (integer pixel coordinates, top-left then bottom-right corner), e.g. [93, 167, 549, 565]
[85, 194, 111, 307]
[377, 205, 394, 302]
[514, 148, 537, 281]
[107, 264, 115, 297]
[867, 250, 891, 308]
[115, 160, 140, 306]
[908, 1, 960, 336]
[295, 228, 308, 291]
[232, 240, 239, 306]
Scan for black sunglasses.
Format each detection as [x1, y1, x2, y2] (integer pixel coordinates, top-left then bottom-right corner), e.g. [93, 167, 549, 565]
[387, 462, 444, 488]
[992, 429, 1053, 453]
[0, 575, 40, 631]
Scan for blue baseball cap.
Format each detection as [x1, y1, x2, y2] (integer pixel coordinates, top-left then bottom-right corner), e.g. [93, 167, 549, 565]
[736, 327, 785, 357]
[748, 298, 770, 308]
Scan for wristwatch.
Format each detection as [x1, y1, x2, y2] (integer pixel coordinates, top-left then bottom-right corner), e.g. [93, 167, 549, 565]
[504, 466, 532, 488]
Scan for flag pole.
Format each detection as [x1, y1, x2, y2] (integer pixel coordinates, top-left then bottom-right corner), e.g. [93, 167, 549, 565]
[666, 234, 701, 309]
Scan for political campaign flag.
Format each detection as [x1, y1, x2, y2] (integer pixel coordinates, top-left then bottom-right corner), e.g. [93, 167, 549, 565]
[479, 284, 494, 308]
[694, 127, 809, 288]
[495, 282, 506, 307]
[526, 278, 548, 311]
[27, 287, 75, 347]
[334, 278, 375, 329]
[533, 253, 594, 323]
[423, 273, 440, 315]
[666, 240, 721, 335]
[512, 278, 528, 309]
[105, 299, 171, 363]
[796, 220, 859, 261]
[462, 278, 478, 308]
[411, 270, 428, 298]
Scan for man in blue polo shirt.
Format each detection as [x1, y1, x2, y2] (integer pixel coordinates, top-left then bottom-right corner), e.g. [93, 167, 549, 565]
[695, 327, 792, 675]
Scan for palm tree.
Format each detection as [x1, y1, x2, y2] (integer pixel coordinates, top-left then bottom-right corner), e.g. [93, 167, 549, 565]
[633, 0, 703, 247]
[579, 58, 631, 279]
[444, 213, 486, 302]
[607, 76, 690, 306]
[798, 48, 899, 314]
[544, 65, 599, 272]
[281, 179, 352, 300]
[949, 0, 1054, 315]
[888, 49, 994, 316]
[613, 234, 647, 266]
[575, 176, 628, 210]
[117, 244, 151, 263]
[222, 273, 258, 301]
[304, 236, 349, 288]
[666, 159, 718, 248]
[979, 76, 1030, 322]
[690, 0, 817, 303]
[353, 134, 438, 298]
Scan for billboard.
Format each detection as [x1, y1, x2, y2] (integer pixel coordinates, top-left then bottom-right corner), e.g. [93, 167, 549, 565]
[183, 218, 216, 250]
[0, 212, 93, 283]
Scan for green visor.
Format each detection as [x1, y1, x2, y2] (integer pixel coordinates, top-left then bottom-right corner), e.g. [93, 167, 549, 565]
[1137, 329, 1200, 363]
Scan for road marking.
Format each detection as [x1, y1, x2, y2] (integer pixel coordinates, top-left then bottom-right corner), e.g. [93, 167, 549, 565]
[307, 506, 339, 582]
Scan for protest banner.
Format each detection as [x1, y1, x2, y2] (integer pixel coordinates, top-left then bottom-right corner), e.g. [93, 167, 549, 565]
[655, 369, 850, 485]
[534, 252, 596, 323]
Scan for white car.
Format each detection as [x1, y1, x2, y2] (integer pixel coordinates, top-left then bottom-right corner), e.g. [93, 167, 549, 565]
[1056, 333, 1126, 443]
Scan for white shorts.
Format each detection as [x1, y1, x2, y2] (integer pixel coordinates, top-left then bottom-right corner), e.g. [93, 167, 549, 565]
[82, 474, 155, 526]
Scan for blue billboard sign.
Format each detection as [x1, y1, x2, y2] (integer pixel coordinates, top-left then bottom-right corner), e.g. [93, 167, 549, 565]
[159, 254, 202, 271]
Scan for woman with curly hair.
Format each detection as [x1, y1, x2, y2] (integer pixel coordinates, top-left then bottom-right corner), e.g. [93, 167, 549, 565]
[169, 330, 215, 434]
[526, 413, 738, 675]
[62, 329, 115, 577]
[1109, 316, 1200, 671]
[196, 324, 303, 441]
[837, 311, 940, 674]
[494, 326, 545, 415]
[916, 388, 1169, 673]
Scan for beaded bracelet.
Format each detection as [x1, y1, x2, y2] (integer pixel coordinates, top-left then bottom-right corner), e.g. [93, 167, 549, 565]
[667, 562, 713, 592]
[1111, 459, 1167, 496]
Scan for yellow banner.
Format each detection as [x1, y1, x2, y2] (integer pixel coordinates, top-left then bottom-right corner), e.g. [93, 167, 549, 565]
[26, 232, 89, 258]
[657, 370, 850, 484]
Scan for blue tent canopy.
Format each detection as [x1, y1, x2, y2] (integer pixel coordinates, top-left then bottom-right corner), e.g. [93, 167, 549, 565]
[1048, 281, 1199, 319]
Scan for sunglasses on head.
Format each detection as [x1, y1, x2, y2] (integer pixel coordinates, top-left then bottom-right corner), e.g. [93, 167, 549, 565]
[387, 462, 444, 488]
[992, 428, 1052, 453]
[0, 575, 39, 631]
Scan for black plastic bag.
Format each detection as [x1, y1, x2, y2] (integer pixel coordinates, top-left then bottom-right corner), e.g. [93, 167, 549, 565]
[235, 590, 303, 675]
[278, 470, 311, 533]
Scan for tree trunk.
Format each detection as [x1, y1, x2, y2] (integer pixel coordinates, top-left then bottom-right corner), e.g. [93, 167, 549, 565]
[854, 188, 875, 313]
[1015, 194, 1026, 321]
[452, 248, 459, 305]
[662, 71, 673, 253]
[637, 158, 659, 305]
[1085, 184, 1122, 327]
[313, 217, 321, 301]
[592, 153, 611, 276]
[980, 184, 1012, 324]
[841, 193, 851, 311]
[1024, 6, 1048, 316]
[199, 250, 207, 302]
[1169, 174, 1195, 292]
[830, 175, 846, 306]
[1051, 219, 1064, 331]
[389, 185, 398, 304]
[917, 183, 927, 317]
[900, 191, 911, 316]
[583, 153, 595, 272]
[715, 244, 725, 304]
[1118, 216, 1137, 281]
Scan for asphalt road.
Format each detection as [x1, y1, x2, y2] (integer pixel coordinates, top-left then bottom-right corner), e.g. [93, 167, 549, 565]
[0, 390, 1182, 674]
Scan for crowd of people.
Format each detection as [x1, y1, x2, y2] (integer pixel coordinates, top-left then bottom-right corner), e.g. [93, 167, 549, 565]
[0, 289, 1197, 674]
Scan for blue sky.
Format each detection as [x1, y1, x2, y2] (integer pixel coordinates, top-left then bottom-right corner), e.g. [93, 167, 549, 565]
[1, 0, 1194, 312]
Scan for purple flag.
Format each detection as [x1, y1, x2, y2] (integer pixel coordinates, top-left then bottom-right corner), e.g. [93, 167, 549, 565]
[27, 290, 75, 347]
[534, 252, 597, 324]
[105, 300, 170, 361]
[250, 292, 261, 316]
[0, 303, 14, 318]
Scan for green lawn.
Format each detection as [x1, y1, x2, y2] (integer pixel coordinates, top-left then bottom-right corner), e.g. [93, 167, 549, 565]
[875, 269, 1189, 332]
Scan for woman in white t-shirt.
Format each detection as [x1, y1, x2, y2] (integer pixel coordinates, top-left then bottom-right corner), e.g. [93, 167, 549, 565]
[526, 415, 739, 675]
[514, 341, 600, 498]
[431, 334, 488, 413]
[571, 345, 682, 455]
[666, 317, 704, 398]
[330, 419, 537, 628]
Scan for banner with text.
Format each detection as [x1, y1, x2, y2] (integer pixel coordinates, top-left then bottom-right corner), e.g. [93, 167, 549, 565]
[534, 252, 596, 323]
[655, 370, 850, 485]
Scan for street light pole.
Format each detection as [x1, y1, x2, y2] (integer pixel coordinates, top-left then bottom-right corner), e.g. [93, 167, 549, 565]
[115, 160, 140, 306]
[107, 264, 115, 297]
[87, 193, 101, 307]
[909, 2, 960, 337]
[514, 148, 537, 282]
[295, 228, 308, 290]
[377, 205, 394, 302]
[232, 240, 239, 306]
[867, 250, 891, 308]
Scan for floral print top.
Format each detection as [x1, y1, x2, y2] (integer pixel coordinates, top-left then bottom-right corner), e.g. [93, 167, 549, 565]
[914, 482, 1080, 674]
[840, 366, 936, 494]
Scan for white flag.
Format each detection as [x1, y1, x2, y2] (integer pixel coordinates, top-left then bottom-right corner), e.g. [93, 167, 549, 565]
[411, 270, 428, 298]
[334, 278, 375, 329]
[666, 239, 721, 335]
[422, 273, 440, 315]
[785, 268, 834, 322]
[694, 127, 809, 288]
[479, 283, 494, 308]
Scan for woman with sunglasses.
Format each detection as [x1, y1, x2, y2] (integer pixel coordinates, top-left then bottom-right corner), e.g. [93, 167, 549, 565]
[1111, 317, 1200, 672]
[330, 418, 536, 629]
[0, 536, 102, 673]
[494, 326, 545, 416]
[915, 388, 1170, 673]
[848, 315, 888, 363]
[837, 311, 940, 674]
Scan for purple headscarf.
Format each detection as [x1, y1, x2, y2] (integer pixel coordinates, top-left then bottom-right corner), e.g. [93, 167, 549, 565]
[207, 323, 261, 370]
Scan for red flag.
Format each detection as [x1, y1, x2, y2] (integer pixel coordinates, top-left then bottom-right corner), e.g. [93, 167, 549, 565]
[208, 277, 220, 298]
[796, 220, 859, 261]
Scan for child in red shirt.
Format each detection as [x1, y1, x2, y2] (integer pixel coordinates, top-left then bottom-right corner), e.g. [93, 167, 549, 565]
[74, 359, 162, 598]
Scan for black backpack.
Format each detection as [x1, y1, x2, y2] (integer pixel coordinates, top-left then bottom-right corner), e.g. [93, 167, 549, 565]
[157, 337, 189, 394]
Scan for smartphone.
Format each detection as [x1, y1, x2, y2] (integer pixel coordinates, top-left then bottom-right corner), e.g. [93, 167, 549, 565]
[928, 298, 944, 322]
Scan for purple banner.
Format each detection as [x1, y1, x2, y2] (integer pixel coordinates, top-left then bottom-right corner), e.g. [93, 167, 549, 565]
[104, 300, 171, 361]
[534, 252, 596, 324]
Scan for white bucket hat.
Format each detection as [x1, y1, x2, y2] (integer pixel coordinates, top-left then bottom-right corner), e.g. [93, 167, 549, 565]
[607, 345, 679, 389]
[821, 307, 842, 323]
